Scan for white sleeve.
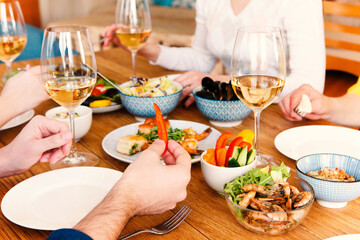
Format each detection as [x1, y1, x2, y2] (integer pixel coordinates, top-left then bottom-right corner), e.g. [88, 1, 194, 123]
[278, 0, 325, 101]
[153, 0, 217, 73]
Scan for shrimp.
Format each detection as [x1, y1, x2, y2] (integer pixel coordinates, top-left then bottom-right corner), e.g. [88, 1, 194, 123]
[278, 182, 291, 197]
[242, 184, 268, 195]
[285, 196, 292, 211]
[250, 198, 273, 211]
[257, 197, 286, 205]
[180, 139, 201, 155]
[184, 127, 212, 141]
[266, 205, 288, 222]
[293, 191, 312, 208]
[289, 185, 300, 195]
[239, 191, 256, 208]
[139, 118, 170, 134]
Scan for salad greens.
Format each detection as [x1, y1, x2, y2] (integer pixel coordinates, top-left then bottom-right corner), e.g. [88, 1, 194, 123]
[223, 162, 291, 203]
[137, 126, 185, 142]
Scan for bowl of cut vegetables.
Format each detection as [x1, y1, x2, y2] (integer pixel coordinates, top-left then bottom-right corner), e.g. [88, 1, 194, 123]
[223, 164, 314, 235]
[201, 131, 257, 193]
[119, 76, 182, 120]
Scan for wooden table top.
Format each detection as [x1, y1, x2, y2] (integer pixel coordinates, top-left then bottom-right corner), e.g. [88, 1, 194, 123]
[0, 48, 359, 240]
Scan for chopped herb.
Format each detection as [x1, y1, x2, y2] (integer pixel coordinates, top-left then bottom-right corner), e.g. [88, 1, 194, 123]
[129, 143, 139, 155]
[137, 127, 185, 142]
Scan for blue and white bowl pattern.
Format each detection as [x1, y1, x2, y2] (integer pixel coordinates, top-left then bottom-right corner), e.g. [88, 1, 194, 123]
[119, 81, 183, 118]
[296, 153, 360, 202]
[193, 86, 251, 122]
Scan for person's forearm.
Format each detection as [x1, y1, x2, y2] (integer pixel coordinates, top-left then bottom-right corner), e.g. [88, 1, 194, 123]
[0, 96, 19, 127]
[74, 183, 138, 240]
[0, 145, 18, 178]
[138, 43, 161, 62]
[325, 93, 360, 127]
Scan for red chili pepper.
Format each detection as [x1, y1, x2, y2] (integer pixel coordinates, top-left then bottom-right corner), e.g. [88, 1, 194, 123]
[91, 83, 107, 96]
[239, 141, 252, 152]
[153, 103, 168, 154]
[215, 132, 231, 166]
[225, 137, 244, 167]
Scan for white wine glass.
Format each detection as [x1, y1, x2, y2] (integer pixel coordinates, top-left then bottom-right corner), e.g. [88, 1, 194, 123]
[230, 26, 286, 166]
[115, 0, 152, 77]
[41, 26, 99, 169]
[0, 0, 27, 82]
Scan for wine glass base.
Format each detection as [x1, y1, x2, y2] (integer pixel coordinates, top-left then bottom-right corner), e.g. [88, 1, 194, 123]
[209, 120, 242, 127]
[50, 152, 99, 170]
[255, 153, 279, 168]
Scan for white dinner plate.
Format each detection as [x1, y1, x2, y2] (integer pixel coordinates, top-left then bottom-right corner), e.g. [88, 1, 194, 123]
[90, 102, 123, 114]
[274, 125, 360, 160]
[102, 120, 221, 164]
[324, 234, 360, 240]
[1, 167, 122, 230]
[0, 109, 35, 130]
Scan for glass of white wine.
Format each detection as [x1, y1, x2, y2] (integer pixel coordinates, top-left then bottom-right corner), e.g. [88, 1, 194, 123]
[230, 26, 286, 166]
[0, 0, 27, 82]
[115, 0, 152, 77]
[41, 26, 99, 169]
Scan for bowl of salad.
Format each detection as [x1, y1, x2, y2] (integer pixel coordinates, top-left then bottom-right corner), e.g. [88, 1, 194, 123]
[201, 131, 257, 192]
[223, 164, 314, 235]
[119, 76, 182, 120]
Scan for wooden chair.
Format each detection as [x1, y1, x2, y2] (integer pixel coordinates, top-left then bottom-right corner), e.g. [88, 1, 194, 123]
[323, 0, 360, 76]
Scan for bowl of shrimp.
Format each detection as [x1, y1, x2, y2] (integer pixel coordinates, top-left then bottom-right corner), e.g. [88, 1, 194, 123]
[224, 178, 315, 235]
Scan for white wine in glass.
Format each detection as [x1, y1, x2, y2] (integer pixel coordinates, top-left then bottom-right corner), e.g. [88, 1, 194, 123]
[41, 26, 99, 169]
[0, 0, 27, 82]
[116, 0, 152, 77]
[231, 26, 286, 167]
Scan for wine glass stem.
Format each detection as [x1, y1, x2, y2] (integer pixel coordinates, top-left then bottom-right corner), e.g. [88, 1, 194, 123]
[253, 109, 262, 158]
[131, 51, 137, 77]
[68, 109, 78, 158]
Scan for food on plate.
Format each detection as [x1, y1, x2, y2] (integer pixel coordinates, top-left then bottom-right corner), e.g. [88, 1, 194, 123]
[223, 164, 313, 235]
[120, 76, 180, 97]
[153, 103, 168, 154]
[116, 118, 212, 156]
[203, 131, 255, 167]
[294, 94, 312, 117]
[307, 167, 355, 182]
[83, 79, 122, 108]
[54, 112, 80, 119]
[89, 99, 111, 108]
[195, 77, 238, 101]
[116, 135, 149, 155]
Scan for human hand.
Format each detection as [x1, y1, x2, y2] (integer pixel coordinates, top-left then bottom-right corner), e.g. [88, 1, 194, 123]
[279, 84, 331, 121]
[174, 71, 208, 107]
[0, 65, 49, 115]
[114, 140, 191, 215]
[0, 116, 72, 177]
[102, 24, 121, 47]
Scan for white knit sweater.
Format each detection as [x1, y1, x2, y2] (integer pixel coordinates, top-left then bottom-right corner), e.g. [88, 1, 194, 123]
[154, 0, 326, 99]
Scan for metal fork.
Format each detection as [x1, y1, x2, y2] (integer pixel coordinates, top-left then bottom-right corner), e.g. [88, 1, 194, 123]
[117, 205, 192, 240]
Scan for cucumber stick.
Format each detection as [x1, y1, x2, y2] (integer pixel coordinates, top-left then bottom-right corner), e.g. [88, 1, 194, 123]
[237, 146, 248, 166]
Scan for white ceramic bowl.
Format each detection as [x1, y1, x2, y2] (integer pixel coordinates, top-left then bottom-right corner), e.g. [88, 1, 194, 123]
[45, 106, 92, 141]
[200, 149, 257, 193]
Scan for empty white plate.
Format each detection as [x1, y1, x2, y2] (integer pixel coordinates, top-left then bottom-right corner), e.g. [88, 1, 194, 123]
[0, 109, 35, 130]
[1, 167, 122, 230]
[274, 125, 360, 160]
[324, 234, 360, 240]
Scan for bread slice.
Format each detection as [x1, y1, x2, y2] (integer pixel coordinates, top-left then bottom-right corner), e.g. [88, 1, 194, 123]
[116, 135, 149, 155]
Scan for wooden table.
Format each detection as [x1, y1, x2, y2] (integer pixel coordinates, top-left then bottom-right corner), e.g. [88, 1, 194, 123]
[0, 48, 359, 240]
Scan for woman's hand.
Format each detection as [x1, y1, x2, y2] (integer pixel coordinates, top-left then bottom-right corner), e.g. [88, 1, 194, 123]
[0, 116, 72, 177]
[0, 66, 49, 126]
[279, 84, 332, 121]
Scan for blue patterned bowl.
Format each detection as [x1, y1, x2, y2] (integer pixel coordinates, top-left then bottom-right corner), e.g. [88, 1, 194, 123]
[119, 81, 183, 119]
[296, 153, 360, 208]
[193, 86, 251, 127]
